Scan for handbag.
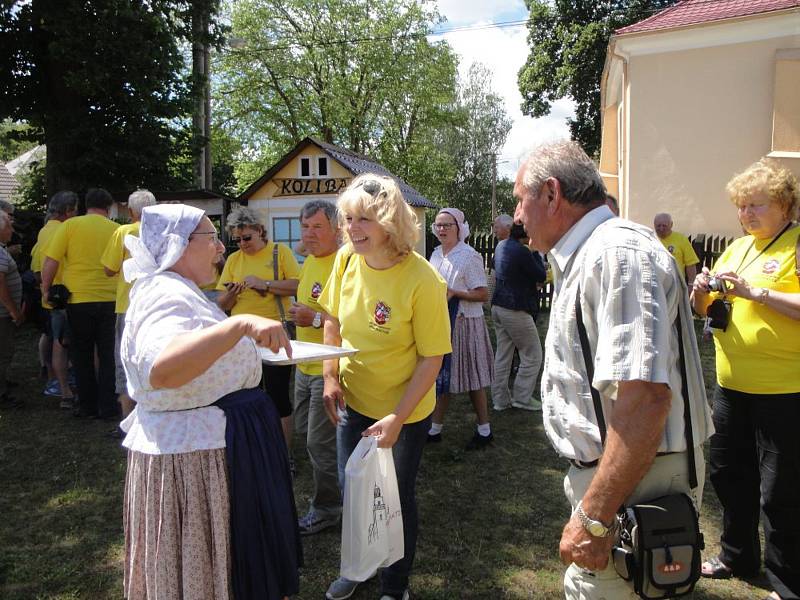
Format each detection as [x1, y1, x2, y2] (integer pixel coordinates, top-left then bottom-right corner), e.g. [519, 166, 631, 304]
[272, 243, 296, 339]
[575, 286, 703, 599]
[340, 436, 404, 581]
[47, 284, 71, 310]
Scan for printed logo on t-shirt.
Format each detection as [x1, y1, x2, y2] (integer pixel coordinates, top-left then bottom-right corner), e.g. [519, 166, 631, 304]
[667, 245, 675, 254]
[762, 259, 780, 275]
[311, 281, 322, 299]
[374, 301, 391, 325]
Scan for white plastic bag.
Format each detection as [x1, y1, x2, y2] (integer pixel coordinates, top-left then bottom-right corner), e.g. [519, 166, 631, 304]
[340, 435, 404, 581]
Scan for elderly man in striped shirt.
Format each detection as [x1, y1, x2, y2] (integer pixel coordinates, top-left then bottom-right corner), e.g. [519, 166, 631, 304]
[513, 140, 714, 599]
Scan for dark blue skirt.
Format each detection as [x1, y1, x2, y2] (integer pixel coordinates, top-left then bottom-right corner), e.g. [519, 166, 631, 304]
[215, 387, 302, 599]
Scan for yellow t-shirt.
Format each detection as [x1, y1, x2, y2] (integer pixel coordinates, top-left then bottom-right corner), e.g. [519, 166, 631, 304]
[217, 242, 301, 320]
[659, 232, 699, 276]
[295, 252, 337, 376]
[100, 222, 139, 313]
[45, 213, 119, 304]
[318, 250, 452, 423]
[711, 226, 800, 394]
[31, 219, 63, 309]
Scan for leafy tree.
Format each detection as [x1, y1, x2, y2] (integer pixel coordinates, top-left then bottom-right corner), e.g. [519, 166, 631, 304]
[518, 0, 677, 156]
[0, 120, 39, 162]
[0, 0, 224, 200]
[442, 63, 512, 228]
[215, 0, 460, 199]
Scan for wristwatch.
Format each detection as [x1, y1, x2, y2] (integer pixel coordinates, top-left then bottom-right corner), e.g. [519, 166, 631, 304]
[312, 312, 322, 329]
[576, 501, 618, 538]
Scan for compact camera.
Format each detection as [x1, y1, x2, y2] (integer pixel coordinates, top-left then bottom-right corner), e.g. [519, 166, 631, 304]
[707, 276, 727, 293]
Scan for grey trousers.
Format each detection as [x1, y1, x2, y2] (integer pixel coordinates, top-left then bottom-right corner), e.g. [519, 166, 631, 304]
[490, 305, 542, 410]
[293, 370, 341, 518]
[0, 317, 17, 397]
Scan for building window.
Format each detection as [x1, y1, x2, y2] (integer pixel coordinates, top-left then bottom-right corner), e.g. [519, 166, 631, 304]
[318, 156, 328, 177]
[299, 156, 311, 178]
[771, 49, 800, 155]
[273, 216, 304, 262]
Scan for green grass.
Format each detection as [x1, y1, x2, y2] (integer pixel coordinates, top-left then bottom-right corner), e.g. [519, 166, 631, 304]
[0, 318, 769, 598]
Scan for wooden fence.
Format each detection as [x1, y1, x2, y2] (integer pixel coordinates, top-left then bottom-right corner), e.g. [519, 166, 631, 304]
[429, 229, 736, 315]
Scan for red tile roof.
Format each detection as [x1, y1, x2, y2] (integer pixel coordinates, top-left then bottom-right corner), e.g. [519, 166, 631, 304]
[616, 0, 800, 35]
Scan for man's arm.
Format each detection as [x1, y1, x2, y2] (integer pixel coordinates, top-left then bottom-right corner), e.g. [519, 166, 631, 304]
[685, 264, 697, 286]
[0, 272, 22, 324]
[41, 257, 60, 297]
[559, 379, 672, 571]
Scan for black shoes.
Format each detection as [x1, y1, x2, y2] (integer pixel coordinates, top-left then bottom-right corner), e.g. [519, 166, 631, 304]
[465, 431, 494, 450]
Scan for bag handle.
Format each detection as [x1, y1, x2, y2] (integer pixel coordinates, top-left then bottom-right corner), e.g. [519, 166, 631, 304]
[575, 285, 697, 489]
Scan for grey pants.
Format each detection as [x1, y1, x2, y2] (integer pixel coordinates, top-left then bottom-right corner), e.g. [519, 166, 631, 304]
[490, 305, 542, 410]
[293, 370, 341, 518]
[0, 317, 18, 397]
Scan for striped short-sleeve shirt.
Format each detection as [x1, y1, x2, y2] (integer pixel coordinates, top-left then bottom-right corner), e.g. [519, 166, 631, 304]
[0, 245, 22, 319]
[542, 206, 714, 463]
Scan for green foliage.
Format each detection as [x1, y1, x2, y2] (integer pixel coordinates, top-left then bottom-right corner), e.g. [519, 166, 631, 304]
[12, 157, 47, 211]
[518, 0, 678, 156]
[0, 1, 224, 195]
[440, 63, 512, 228]
[0, 120, 39, 163]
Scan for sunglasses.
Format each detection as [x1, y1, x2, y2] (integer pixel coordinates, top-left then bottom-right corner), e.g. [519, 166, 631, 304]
[357, 179, 386, 197]
[434, 222, 455, 230]
[231, 234, 254, 244]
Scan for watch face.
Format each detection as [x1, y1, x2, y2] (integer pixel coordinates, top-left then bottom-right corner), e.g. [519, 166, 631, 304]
[588, 521, 607, 537]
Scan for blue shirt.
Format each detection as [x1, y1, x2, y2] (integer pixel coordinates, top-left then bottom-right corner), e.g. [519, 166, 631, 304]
[491, 238, 546, 316]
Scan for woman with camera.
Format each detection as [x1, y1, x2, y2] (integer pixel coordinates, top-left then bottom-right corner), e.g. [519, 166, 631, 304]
[691, 158, 800, 600]
[217, 207, 301, 449]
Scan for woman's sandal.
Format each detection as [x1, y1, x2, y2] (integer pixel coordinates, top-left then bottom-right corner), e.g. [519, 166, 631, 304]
[700, 556, 733, 579]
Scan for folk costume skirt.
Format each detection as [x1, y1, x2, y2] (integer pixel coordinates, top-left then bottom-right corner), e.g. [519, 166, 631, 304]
[123, 387, 301, 600]
[449, 314, 495, 394]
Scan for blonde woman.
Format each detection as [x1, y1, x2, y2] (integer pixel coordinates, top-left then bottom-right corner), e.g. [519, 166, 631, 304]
[691, 159, 800, 600]
[319, 174, 451, 600]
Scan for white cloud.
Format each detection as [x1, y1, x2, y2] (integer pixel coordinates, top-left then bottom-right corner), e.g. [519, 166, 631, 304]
[433, 2, 575, 179]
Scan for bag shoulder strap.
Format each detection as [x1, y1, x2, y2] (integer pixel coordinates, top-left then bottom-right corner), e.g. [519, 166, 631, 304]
[575, 285, 697, 489]
[272, 243, 288, 323]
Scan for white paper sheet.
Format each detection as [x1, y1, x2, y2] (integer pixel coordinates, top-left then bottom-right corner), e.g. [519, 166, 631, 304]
[259, 340, 358, 365]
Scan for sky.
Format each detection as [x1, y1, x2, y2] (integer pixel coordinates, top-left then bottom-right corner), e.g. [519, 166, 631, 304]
[432, 0, 574, 180]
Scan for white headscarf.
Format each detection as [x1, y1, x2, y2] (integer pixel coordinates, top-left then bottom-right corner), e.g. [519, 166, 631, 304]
[123, 204, 205, 282]
[439, 207, 471, 242]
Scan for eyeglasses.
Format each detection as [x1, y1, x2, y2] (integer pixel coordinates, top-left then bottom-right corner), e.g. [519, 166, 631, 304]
[434, 222, 456, 230]
[231, 234, 254, 244]
[191, 231, 219, 243]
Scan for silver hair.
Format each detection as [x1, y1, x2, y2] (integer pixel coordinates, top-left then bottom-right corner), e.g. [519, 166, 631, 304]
[127, 189, 157, 217]
[300, 200, 337, 226]
[495, 214, 513, 228]
[0, 210, 9, 229]
[227, 206, 264, 233]
[521, 140, 606, 206]
[47, 190, 78, 218]
[0, 199, 13, 215]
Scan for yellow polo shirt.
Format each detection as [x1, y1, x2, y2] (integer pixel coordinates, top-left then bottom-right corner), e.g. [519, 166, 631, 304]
[295, 252, 337, 376]
[217, 242, 300, 320]
[31, 219, 63, 309]
[659, 232, 699, 276]
[711, 226, 800, 394]
[101, 222, 139, 313]
[318, 250, 451, 423]
[45, 213, 119, 304]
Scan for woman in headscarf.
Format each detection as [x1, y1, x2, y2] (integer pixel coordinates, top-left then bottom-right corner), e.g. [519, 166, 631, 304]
[120, 205, 301, 600]
[427, 208, 495, 450]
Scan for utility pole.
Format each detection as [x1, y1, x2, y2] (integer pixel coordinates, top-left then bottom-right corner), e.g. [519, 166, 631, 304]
[491, 154, 497, 221]
[192, 5, 211, 190]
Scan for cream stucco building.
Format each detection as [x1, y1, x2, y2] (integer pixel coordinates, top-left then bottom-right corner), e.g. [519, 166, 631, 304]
[600, 0, 800, 238]
[238, 137, 435, 258]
